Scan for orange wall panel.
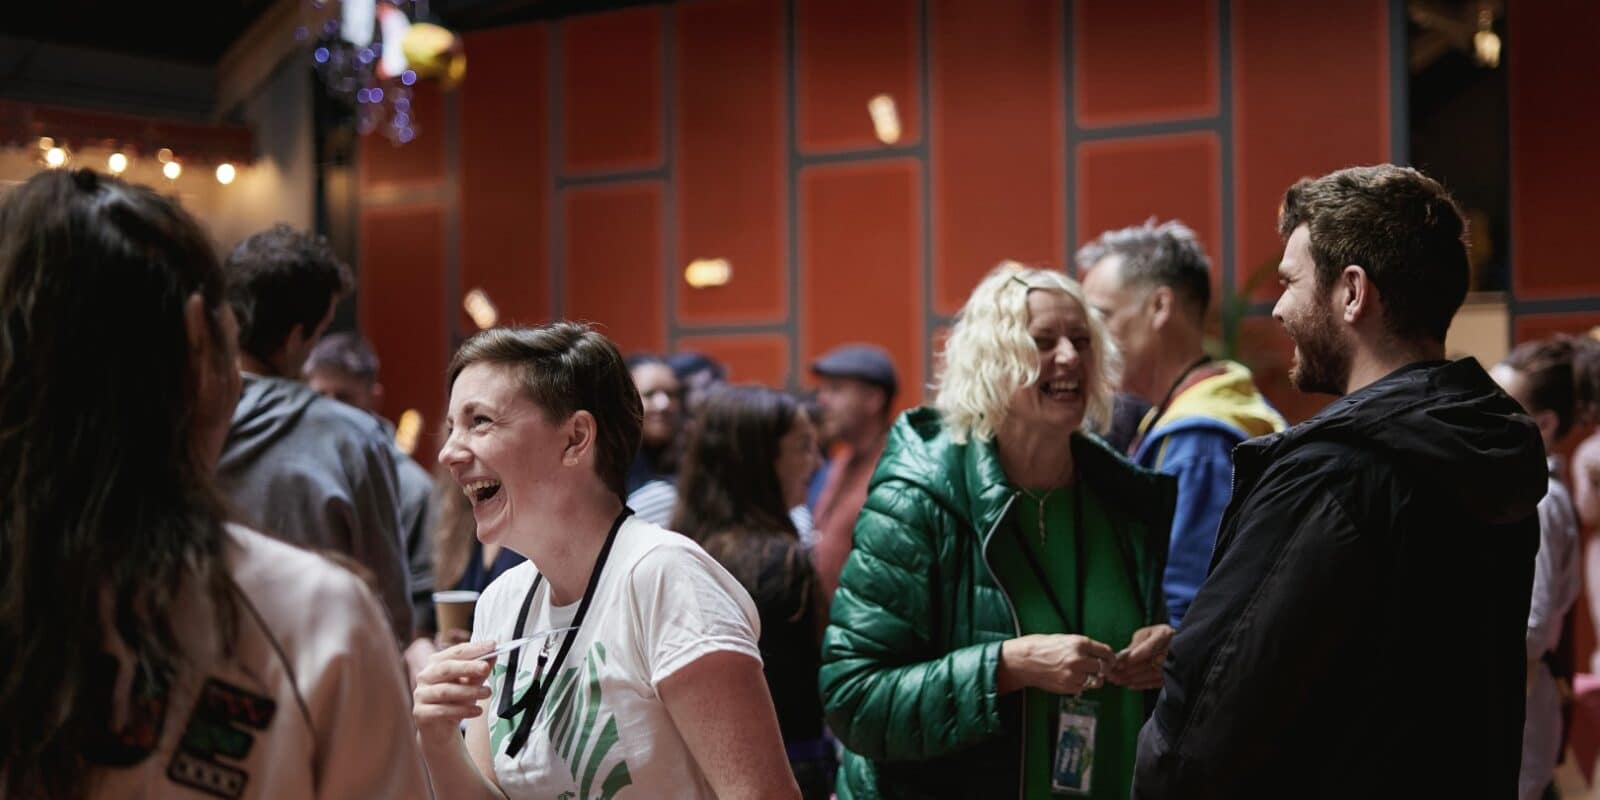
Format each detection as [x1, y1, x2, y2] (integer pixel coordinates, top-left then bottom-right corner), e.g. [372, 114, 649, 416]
[931, 0, 1063, 314]
[561, 7, 664, 174]
[563, 182, 665, 354]
[1233, 0, 1388, 298]
[675, 333, 791, 388]
[358, 205, 449, 456]
[800, 160, 923, 412]
[1511, 1, 1600, 299]
[796, 0, 920, 153]
[1077, 132, 1221, 284]
[358, 79, 446, 188]
[676, 0, 786, 325]
[461, 24, 548, 329]
[1074, 0, 1217, 126]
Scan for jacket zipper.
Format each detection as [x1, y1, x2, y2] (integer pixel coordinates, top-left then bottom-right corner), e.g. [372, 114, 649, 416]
[1213, 462, 1240, 562]
[1211, 442, 1264, 565]
[977, 492, 1024, 800]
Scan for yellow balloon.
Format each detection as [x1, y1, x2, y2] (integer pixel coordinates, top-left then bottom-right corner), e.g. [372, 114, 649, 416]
[402, 23, 466, 89]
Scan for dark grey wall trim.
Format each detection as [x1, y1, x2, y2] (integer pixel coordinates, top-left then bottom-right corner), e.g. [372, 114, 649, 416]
[796, 144, 926, 167]
[677, 321, 792, 336]
[556, 169, 671, 188]
[1063, 0, 1079, 275]
[1501, 3, 1516, 344]
[548, 21, 566, 320]
[1073, 116, 1223, 142]
[918, 0, 936, 400]
[1512, 297, 1600, 316]
[1217, 0, 1240, 340]
[661, 5, 679, 354]
[784, 0, 803, 389]
[1388, 0, 1410, 165]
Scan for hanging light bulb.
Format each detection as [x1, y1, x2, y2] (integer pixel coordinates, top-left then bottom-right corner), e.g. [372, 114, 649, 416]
[462, 288, 499, 329]
[394, 409, 424, 455]
[107, 152, 129, 174]
[44, 147, 68, 168]
[867, 94, 902, 145]
[215, 163, 237, 185]
[684, 258, 733, 288]
[157, 148, 174, 163]
[1473, 6, 1501, 68]
[163, 161, 182, 180]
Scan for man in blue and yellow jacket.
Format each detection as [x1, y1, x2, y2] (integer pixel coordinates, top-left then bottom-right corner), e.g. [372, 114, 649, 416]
[1081, 220, 1285, 626]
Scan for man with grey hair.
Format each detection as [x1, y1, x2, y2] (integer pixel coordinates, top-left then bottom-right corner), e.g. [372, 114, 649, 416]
[1081, 219, 1285, 626]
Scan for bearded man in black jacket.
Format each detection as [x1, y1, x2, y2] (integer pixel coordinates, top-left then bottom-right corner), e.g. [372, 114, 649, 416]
[1133, 164, 1547, 799]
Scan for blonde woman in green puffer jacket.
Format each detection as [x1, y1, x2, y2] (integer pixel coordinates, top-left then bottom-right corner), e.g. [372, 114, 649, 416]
[819, 263, 1176, 799]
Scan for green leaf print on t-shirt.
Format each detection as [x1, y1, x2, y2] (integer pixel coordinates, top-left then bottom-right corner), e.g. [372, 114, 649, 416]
[490, 641, 633, 800]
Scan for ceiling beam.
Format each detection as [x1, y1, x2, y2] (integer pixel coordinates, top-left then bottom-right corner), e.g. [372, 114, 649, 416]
[217, 0, 338, 118]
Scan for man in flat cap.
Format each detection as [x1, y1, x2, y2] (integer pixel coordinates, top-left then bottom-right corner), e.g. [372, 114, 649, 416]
[809, 344, 899, 604]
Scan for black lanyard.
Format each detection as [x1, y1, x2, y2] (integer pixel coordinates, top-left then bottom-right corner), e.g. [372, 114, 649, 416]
[498, 506, 632, 757]
[1007, 484, 1146, 632]
[1126, 354, 1213, 456]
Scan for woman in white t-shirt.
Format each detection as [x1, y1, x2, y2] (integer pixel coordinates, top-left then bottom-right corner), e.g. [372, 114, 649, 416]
[413, 323, 799, 800]
[0, 169, 429, 798]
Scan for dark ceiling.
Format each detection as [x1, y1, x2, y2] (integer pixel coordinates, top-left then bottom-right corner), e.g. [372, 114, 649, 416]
[0, 0, 658, 66]
[3, 0, 282, 66]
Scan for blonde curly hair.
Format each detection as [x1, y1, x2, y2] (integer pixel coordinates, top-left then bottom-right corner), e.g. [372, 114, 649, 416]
[935, 261, 1120, 443]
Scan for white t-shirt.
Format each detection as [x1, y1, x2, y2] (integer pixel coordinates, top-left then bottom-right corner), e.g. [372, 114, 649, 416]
[473, 516, 761, 800]
[89, 524, 430, 799]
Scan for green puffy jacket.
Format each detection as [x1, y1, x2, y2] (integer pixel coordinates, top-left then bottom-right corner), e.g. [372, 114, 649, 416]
[819, 408, 1177, 799]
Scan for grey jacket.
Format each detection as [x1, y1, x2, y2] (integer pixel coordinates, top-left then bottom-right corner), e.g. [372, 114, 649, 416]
[388, 436, 437, 633]
[218, 373, 412, 641]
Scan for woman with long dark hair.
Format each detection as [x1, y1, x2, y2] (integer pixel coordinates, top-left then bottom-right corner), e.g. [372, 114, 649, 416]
[671, 385, 832, 797]
[0, 169, 427, 798]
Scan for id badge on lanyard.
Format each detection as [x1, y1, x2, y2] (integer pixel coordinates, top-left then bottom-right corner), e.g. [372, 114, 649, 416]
[1051, 696, 1098, 796]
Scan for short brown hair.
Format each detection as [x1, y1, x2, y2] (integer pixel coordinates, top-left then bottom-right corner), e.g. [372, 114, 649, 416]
[1503, 335, 1600, 438]
[446, 323, 642, 499]
[1278, 164, 1468, 343]
[226, 224, 353, 364]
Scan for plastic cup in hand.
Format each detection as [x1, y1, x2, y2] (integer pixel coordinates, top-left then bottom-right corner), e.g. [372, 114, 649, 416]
[432, 590, 480, 635]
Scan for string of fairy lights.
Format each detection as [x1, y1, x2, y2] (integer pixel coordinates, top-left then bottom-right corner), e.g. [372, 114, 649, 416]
[32, 136, 240, 185]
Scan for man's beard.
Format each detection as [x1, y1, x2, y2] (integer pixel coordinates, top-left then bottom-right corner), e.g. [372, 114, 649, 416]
[1286, 302, 1351, 396]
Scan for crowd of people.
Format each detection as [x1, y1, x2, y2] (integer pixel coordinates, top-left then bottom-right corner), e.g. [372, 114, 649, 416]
[0, 159, 1586, 799]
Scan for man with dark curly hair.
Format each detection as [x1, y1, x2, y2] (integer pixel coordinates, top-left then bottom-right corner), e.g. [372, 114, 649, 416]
[216, 224, 412, 644]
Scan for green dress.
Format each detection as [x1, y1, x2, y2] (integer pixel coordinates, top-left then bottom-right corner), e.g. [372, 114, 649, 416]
[987, 484, 1147, 800]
